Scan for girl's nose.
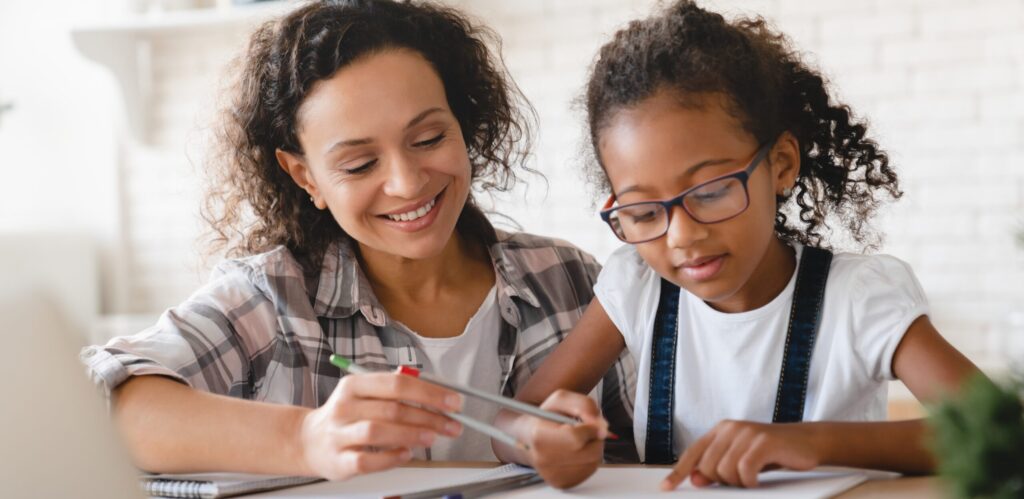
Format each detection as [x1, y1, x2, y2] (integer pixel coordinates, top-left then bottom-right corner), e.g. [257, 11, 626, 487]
[382, 151, 430, 199]
[664, 205, 709, 249]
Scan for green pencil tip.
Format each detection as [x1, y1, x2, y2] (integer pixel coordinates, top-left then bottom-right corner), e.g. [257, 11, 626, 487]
[329, 354, 350, 370]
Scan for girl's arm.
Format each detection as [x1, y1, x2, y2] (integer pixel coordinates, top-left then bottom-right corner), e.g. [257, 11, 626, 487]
[114, 372, 463, 479]
[492, 298, 628, 488]
[662, 315, 983, 489]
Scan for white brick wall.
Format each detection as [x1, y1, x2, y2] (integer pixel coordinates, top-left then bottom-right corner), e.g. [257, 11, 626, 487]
[102, 0, 1023, 367]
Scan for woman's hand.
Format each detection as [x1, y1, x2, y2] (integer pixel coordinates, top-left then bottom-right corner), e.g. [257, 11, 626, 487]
[518, 389, 609, 489]
[662, 420, 822, 490]
[297, 371, 464, 480]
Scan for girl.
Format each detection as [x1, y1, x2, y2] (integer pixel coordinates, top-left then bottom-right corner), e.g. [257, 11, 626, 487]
[493, 0, 981, 490]
[81, 0, 636, 480]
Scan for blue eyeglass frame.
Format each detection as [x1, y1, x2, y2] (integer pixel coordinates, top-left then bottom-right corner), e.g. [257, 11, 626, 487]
[599, 140, 775, 244]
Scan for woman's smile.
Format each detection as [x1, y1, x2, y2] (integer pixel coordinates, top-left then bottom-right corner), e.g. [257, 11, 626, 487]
[378, 186, 447, 233]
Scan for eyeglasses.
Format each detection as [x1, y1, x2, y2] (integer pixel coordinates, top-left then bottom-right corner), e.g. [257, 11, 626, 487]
[599, 141, 773, 244]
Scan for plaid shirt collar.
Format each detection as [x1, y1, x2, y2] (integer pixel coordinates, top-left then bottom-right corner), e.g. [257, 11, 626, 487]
[312, 230, 540, 327]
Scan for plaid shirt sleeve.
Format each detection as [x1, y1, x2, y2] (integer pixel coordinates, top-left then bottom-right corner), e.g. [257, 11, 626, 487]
[81, 254, 295, 400]
[493, 233, 639, 463]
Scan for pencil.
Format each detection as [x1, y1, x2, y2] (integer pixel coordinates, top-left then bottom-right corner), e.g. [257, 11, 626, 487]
[328, 354, 529, 451]
[397, 364, 619, 440]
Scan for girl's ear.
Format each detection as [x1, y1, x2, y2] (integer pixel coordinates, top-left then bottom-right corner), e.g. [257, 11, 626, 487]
[770, 131, 801, 195]
[276, 149, 326, 210]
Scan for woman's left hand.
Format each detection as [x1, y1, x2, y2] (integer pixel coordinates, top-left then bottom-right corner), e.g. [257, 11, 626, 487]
[661, 420, 822, 490]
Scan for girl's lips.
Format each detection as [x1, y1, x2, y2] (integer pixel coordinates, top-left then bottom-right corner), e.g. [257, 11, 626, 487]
[679, 254, 726, 282]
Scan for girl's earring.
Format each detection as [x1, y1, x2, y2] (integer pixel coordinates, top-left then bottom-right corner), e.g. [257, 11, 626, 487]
[782, 187, 793, 197]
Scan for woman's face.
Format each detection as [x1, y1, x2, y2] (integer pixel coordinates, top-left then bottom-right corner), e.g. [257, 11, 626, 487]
[598, 90, 798, 310]
[278, 49, 472, 261]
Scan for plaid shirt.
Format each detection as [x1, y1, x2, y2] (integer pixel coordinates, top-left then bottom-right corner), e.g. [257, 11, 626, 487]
[82, 230, 638, 461]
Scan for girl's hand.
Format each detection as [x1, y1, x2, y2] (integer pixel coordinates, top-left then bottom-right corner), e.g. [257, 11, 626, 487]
[521, 389, 609, 489]
[661, 420, 821, 490]
[297, 372, 464, 480]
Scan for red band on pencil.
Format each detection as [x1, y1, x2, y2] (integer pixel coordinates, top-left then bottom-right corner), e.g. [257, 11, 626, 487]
[398, 365, 421, 377]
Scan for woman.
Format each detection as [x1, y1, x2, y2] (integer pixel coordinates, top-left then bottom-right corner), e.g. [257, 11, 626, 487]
[81, 0, 635, 481]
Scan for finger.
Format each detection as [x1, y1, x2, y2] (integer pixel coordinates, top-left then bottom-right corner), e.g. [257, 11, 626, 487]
[715, 428, 758, 486]
[531, 419, 602, 455]
[662, 434, 712, 491]
[332, 420, 438, 450]
[691, 471, 713, 488]
[533, 435, 604, 469]
[333, 447, 413, 479]
[738, 437, 771, 488]
[696, 432, 732, 485]
[334, 400, 461, 437]
[540, 390, 608, 436]
[337, 373, 463, 413]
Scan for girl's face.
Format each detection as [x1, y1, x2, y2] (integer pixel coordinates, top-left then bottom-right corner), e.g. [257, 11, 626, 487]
[277, 49, 472, 261]
[598, 90, 799, 311]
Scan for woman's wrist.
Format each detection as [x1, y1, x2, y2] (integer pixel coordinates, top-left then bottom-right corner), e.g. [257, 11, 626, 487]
[286, 406, 317, 477]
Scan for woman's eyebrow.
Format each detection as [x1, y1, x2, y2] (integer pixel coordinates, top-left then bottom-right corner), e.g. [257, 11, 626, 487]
[323, 107, 446, 155]
[405, 107, 444, 130]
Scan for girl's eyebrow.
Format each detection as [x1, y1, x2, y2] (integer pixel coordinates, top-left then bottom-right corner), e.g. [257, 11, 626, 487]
[616, 157, 735, 197]
[322, 107, 445, 156]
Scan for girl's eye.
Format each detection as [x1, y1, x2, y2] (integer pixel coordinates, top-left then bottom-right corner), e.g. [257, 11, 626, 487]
[629, 210, 659, 224]
[343, 159, 377, 175]
[693, 183, 732, 202]
[413, 133, 446, 148]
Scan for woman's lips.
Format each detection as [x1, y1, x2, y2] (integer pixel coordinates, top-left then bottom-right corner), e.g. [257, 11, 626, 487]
[378, 188, 445, 233]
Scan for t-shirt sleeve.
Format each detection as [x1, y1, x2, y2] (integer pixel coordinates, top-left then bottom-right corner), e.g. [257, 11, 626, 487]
[593, 244, 661, 352]
[848, 254, 930, 382]
[79, 261, 277, 399]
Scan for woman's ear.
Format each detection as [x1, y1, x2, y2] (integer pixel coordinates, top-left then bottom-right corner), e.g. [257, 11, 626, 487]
[770, 131, 801, 195]
[276, 149, 325, 209]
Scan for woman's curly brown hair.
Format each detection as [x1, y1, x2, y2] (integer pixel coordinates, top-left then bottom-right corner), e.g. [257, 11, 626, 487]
[204, 0, 533, 269]
[585, 0, 902, 251]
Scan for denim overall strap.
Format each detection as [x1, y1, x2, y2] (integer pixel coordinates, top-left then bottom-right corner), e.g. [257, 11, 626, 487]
[643, 278, 681, 464]
[772, 246, 833, 423]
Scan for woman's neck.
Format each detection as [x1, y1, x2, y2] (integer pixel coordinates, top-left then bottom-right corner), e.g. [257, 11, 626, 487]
[356, 231, 492, 304]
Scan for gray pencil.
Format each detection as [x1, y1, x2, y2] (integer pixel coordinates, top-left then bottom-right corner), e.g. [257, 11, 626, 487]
[329, 355, 529, 451]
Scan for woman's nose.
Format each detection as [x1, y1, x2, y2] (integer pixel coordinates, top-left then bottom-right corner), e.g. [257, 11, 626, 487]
[664, 204, 709, 249]
[382, 152, 430, 199]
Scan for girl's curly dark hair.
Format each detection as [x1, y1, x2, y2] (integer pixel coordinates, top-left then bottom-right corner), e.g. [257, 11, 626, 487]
[204, 0, 533, 268]
[585, 0, 901, 251]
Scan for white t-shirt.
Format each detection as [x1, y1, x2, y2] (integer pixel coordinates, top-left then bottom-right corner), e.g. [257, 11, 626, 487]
[594, 244, 928, 461]
[407, 285, 501, 461]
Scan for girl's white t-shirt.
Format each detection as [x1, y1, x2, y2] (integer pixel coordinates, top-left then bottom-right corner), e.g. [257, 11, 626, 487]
[594, 244, 929, 461]
[408, 285, 501, 462]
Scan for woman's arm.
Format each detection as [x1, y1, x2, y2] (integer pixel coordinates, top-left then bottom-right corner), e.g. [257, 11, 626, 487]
[492, 298, 627, 488]
[662, 315, 984, 489]
[115, 372, 463, 479]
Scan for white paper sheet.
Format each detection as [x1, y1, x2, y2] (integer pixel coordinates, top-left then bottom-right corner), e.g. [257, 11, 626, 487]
[255, 465, 897, 498]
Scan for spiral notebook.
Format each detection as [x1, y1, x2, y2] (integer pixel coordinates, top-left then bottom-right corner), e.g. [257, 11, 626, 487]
[140, 473, 322, 498]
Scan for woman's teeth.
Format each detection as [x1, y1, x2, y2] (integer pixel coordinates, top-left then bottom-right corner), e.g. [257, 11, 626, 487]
[386, 197, 436, 222]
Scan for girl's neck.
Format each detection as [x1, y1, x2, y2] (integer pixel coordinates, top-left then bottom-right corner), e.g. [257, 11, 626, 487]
[357, 231, 492, 304]
[710, 237, 796, 314]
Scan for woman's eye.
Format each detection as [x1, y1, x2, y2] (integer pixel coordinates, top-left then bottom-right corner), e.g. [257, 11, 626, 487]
[413, 133, 446, 148]
[343, 159, 377, 175]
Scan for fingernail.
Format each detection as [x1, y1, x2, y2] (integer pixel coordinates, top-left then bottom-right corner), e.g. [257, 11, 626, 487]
[399, 449, 412, 461]
[445, 394, 463, 411]
[420, 431, 436, 445]
[445, 421, 462, 436]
